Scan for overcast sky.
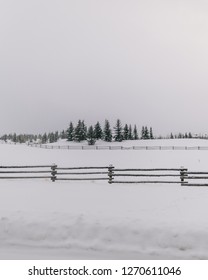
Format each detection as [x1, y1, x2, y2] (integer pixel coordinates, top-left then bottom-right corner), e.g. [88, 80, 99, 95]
[1, 0, 208, 136]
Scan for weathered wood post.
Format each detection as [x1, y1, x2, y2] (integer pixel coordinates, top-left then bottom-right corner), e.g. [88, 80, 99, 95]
[51, 163, 57, 182]
[108, 164, 114, 184]
[180, 166, 187, 186]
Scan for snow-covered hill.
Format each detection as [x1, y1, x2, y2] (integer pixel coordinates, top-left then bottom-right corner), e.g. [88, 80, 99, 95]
[0, 139, 208, 259]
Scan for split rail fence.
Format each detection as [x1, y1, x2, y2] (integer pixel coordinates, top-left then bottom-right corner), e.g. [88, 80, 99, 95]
[0, 164, 208, 186]
[27, 144, 208, 150]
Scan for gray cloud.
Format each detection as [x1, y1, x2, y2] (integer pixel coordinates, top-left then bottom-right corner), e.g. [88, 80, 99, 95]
[1, 0, 208, 135]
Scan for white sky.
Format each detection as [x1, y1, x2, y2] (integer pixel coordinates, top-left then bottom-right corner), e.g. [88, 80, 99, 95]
[1, 0, 208, 135]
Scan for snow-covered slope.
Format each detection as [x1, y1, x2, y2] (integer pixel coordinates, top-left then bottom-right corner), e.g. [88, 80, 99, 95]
[0, 139, 208, 259]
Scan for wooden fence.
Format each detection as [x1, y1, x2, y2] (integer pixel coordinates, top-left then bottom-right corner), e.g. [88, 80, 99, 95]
[54, 166, 109, 182]
[181, 170, 208, 187]
[0, 165, 110, 182]
[109, 167, 188, 185]
[0, 164, 208, 186]
[0, 165, 52, 180]
[27, 143, 208, 151]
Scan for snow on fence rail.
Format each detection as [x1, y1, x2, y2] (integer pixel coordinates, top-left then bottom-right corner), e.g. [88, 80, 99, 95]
[0, 164, 207, 186]
[27, 143, 208, 150]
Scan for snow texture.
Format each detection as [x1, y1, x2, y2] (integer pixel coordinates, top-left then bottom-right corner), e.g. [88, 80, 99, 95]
[0, 139, 208, 259]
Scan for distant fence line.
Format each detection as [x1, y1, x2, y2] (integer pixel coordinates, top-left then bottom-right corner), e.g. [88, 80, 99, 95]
[27, 144, 208, 151]
[0, 164, 208, 186]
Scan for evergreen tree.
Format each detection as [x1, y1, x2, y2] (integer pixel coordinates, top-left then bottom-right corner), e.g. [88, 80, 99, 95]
[87, 125, 96, 145]
[54, 131, 59, 142]
[128, 125, 133, 140]
[141, 126, 145, 139]
[37, 134, 42, 143]
[74, 120, 82, 142]
[149, 127, 154, 139]
[133, 125, 139, 140]
[18, 134, 25, 143]
[170, 133, 174, 139]
[1, 134, 7, 142]
[74, 120, 87, 142]
[123, 124, 129, 140]
[13, 133, 17, 143]
[81, 120, 87, 141]
[60, 130, 67, 139]
[48, 132, 55, 143]
[188, 132, 192, 138]
[67, 122, 74, 141]
[103, 119, 112, 142]
[94, 121, 103, 140]
[114, 119, 123, 142]
[42, 133, 48, 144]
[144, 126, 150, 139]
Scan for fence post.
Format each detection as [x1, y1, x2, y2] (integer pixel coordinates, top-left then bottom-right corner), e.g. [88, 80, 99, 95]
[51, 163, 57, 182]
[180, 166, 187, 186]
[108, 164, 114, 184]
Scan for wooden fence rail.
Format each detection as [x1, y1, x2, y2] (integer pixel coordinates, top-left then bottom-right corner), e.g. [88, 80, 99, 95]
[55, 166, 109, 182]
[111, 167, 188, 185]
[0, 164, 207, 186]
[0, 165, 53, 180]
[181, 170, 208, 187]
[27, 143, 208, 151]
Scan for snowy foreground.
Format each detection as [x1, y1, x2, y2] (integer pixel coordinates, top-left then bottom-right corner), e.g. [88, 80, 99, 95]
[1, 139, 208, 260]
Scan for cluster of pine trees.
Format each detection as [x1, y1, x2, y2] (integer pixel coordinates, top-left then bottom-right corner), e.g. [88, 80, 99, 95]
[0, 120, 154, 145]
[0, 133, 38, 143]
[170, 132, 193, 139]
[66, 119, 154, 145]
[0, 131, 67, 144]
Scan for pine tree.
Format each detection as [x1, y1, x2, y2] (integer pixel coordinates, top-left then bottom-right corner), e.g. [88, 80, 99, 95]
[1, 134, 7, 142]
[141, 126, 145, 139]
[42, 133, 48, 144]
[74, 120, 82, 142]
[60, 130, 67, 139]
[149, 127, 154, 139]
[38, 134, 42, 143]
[67, 122, 74, 141]
[74, 120, 87, 142]
[133, 125, 139, 140]
[170, 133, 174, 139]
[87, 125, 96, 145]
[128, 125, 133, 140]
[144, 126, 149, 139]
[48, 132, 55, 143]
[103, 119, 112, 142]
[13, 133, 17, 143]
[81, 120, 87, 141]
[114, 119, 123, 142]
[123, 124, 129, 140]
[94, 121, 103, 140]
[18, 134, 25, 143]
[54, 131, 59, 142]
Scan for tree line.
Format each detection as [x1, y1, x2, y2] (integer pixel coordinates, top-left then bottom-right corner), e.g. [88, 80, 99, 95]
[0, 119, 154, 145]
[0, 119, 201, 145]
[65, 119, 154, 145]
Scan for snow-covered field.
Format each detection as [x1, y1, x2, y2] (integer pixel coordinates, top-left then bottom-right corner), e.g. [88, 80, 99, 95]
[1, 139, 208, 259]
